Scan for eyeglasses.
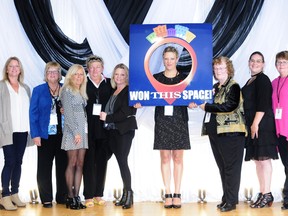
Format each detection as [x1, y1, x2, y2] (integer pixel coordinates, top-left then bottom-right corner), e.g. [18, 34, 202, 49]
[249, 59, 263, 64]
[276, 61, 288, 65]
[47, 70, 59, 74]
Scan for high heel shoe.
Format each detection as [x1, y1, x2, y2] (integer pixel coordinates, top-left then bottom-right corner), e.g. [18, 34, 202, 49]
[115, 190, 127, 206]
[172, 193, 181, 208]
[164, 194, 173, 208]
[75, 196, 86, 209]
[66, 197, 79, 210]
[250, 192, 263, 208]
[122, 190, 133, 209]
[256, 192, 274, 208]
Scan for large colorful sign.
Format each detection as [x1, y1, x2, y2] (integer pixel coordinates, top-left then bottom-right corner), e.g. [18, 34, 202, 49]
[129, 23, 213, 106]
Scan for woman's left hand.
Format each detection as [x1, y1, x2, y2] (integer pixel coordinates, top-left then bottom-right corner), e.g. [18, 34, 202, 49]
[133, 103, 142, 109]
[198, 103, 206, 111]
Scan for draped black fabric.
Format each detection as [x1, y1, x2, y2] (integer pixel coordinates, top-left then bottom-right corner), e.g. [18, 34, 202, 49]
[13, 0, 264, 75]
[205, 0, 264, 57]
[104, 0, 153, 44]
[14, 0, 92, 75]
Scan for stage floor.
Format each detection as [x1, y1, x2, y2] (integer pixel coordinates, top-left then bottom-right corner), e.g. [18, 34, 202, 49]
[1, 201, 288, 216]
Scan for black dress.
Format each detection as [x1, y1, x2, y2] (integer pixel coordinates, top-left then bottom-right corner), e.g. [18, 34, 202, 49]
[153, 72, 191, 150]
[241, 72, 278, 161]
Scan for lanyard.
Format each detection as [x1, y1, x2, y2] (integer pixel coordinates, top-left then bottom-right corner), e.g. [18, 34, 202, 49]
[277, 76, 288, 104]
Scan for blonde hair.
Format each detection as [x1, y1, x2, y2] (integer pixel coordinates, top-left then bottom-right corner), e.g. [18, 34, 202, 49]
[2, 56, 25, 84]
[110, 63, 129, 89]
[61, 64, 88, 99]
[86, 55, 104, 69]
[44, 61, 62, 82]
[162, 46, 179, 58]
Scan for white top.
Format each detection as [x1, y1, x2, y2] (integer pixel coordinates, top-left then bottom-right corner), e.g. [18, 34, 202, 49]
[6, 81, 30, 132]
[88, 74, 105, 88]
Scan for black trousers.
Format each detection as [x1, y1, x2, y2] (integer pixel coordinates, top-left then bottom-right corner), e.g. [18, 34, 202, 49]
[37, 134, 67, 204]
[277, 135, 288, 202]
[108, 129, 135, 191]
[208, 134, 245, 205]
[83, 137, 112, 199]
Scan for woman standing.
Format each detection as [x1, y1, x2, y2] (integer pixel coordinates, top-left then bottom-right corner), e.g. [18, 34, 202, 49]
[0, 57, 31, 210]
[100, 63, 138, 209]
[29, 61, 67, 208]
[153, 46, 191, 209]
[242, 51, 278, 208]
[83, 55, 113, 207]
[272, 51, 288, 210]
[190, 56, 246, 212]
[60, 64, 88, 210]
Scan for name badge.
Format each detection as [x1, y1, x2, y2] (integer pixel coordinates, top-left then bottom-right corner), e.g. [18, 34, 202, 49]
[164, 106, 173, 116]
[275, 108, 282, 119]
[49, 113, 58, 125]
[93, 104, 102, 115]
[204, 112, 211, 123]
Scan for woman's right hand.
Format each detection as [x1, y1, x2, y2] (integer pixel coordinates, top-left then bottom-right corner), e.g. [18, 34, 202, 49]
[33, 137, 41, 146]
[251, 123, 259, 139]
[99, 111, 107, 121]
[74, 134, 81, 145]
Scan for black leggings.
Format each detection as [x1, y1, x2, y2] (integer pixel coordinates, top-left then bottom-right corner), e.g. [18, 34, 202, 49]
[108, 130, 135, 191]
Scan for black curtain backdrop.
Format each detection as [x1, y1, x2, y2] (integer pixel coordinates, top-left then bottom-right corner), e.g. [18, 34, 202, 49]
[205, 0, 264, 57]
[104, 0, 153, 44]
[13, 0, 264, 74]
[14, 0, 92, 75]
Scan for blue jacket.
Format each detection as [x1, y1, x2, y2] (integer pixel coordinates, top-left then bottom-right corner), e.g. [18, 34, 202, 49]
[29, 82, 58, 139]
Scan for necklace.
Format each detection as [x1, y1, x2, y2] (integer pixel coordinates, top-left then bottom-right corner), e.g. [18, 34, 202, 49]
[48, 84, 59, 96]
[251, 71, 263, 77]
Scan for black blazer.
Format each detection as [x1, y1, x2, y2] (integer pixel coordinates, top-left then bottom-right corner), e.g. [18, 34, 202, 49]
[105, 86, 137, 135]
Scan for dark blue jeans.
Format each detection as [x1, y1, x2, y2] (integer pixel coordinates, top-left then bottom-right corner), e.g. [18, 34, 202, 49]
[1, 132, 27, 197]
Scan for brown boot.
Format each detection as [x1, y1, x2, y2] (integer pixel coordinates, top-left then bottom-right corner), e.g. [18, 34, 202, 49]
[11, 193, 26, 207]
[0, 196, 17, 210]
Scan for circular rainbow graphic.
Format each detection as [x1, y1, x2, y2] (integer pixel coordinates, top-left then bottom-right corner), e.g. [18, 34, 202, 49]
[144, 24, 198, 104]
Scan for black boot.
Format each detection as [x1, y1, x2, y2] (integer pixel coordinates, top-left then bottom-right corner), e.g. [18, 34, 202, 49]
[172, 193, 181, 208]
[115, 190, 127, 206]
[66, 197, 79, 210]
[122, 190, 133, 209]
[250, 192, 263, 208]
[257, 192, 274, 208]
[75, 196, 86, 209]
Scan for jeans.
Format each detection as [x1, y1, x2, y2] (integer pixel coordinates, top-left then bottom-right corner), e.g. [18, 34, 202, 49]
[1, 132, 27, 197]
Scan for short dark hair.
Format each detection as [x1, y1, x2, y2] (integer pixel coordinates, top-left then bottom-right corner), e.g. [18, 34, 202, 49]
[249, 51, 265, 63]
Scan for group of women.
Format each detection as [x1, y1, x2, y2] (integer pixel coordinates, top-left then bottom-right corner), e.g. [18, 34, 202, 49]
[0, 48, 287, 213]
[0, 55, 138, 211]
[190, 50, 288, 212]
